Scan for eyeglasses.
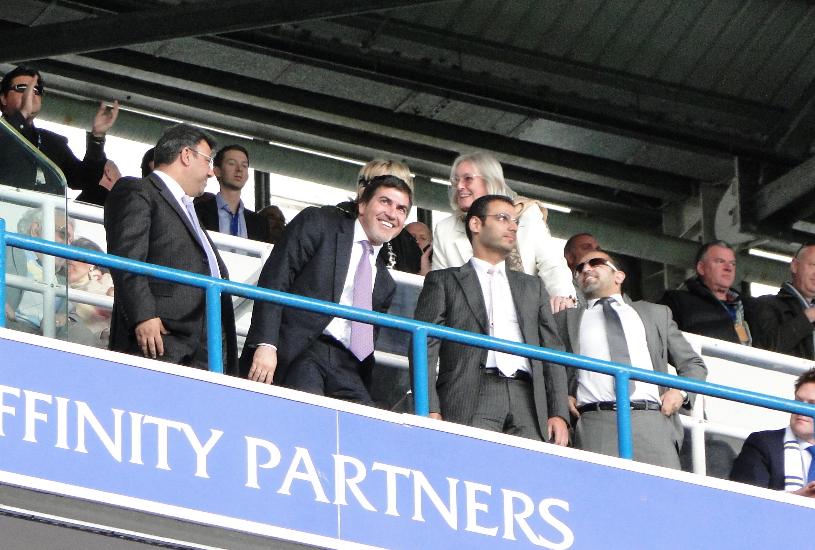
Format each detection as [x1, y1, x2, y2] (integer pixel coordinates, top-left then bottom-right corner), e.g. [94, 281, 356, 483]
[482, 213, 520, 225]
[574, 257, 618, 275]
[188, 147, 214, 167]
[10, 83, 44, 96]
[450, 173, 483, 185]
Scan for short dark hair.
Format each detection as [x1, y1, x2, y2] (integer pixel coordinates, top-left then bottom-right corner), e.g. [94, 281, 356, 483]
[695, 240, 734, 266]
[140, 147, 155, 177]
[213, 144, 249, 169]
[564, 232, 595, 255]
[358, 174, 413, 209]
[794, 242, 815, 260]
[1, 65, 43, 95]
[795, 368, 815, 393]
[464, 194, 514, 243]
[152, 124, 216, 167]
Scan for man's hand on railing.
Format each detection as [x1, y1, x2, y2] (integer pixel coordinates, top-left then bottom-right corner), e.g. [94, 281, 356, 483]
[135, 317, 168, 359]
[660, 389, 684, 416]
[249, 346, 277, 384]
[428, 412, 442, 420]
[5, 303, 16, 322]
[547, 416, 569, 446]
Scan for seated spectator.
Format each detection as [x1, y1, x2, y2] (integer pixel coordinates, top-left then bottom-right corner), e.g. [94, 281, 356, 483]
[75, 159, 121, 206]
[4, 208, 96, 346]
[67, 237, 114, 348]
[659, 241, 760, 345]
[0, 65, 119, 195]
[140, 147, 155, 177]
[730, 368, 815, 497]
[256, 204, 286, 245]
[432, 151, 574, 312]
[752, 243, 815, 360]
[405, 221, 432, 276]
[336, 159, 423, 274]
[194, 144, 269, 241]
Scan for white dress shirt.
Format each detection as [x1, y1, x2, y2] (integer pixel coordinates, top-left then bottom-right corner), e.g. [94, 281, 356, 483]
[576, 293, 661, 406]
[470, 257, 531, 376]
[323, 220, 383, 348]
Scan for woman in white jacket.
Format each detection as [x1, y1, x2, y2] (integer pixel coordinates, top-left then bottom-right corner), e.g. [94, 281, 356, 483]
[432, 151, 575, 312]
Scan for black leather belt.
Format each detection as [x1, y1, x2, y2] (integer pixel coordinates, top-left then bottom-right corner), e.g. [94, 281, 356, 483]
[577, 400, 661, 414]
[483, 367, 532, 383]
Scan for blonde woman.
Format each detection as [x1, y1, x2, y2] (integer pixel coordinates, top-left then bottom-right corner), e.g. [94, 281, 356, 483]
[432, 151, 575, 312]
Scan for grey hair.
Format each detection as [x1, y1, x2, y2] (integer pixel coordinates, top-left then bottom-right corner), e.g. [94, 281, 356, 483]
[448, 151, 516, 215]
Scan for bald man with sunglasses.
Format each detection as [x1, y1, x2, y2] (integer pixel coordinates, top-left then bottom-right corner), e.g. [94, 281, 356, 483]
[554, 249, 707, 469]
[0, 65, 119, 198]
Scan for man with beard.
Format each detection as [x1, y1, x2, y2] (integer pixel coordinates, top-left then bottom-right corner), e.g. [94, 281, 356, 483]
[555, 249, 707, 468]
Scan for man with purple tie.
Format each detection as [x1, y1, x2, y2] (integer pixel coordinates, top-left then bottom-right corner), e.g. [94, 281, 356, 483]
[241, 175, 412, 405]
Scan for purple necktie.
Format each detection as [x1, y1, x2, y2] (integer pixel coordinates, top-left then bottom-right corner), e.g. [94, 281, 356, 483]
[349, 240, 374, 361]
[182, 196, 221, 278]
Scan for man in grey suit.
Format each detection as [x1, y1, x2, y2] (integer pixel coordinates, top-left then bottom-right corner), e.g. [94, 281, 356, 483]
[555, 249, 707, 468]
[105, 124, 237, 373]
[412, 194, 570, 444]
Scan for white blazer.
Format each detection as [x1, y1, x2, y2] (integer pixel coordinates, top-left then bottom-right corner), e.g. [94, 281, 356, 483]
[431, 205, 574, 297]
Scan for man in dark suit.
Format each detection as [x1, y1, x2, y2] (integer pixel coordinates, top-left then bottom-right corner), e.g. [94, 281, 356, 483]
[411, 194, 570, 444]
[193, 144, 269, 242]
[241, 175, 412, 405]
[0, 65, 119, 197]
[730, 368, 815, 497]
[752, 243, 815, 360]
[555, 249, 707, 468]
[104, 123, 237, 374]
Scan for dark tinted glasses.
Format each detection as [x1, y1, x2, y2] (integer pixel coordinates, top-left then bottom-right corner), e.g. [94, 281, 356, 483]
[574, 257, 618, 275]
[10, 83, 44, 96]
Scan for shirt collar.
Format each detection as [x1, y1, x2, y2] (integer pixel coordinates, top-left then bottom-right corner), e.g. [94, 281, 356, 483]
[353, 219, 384, 257]
[215, 191, 243, 215]
[470, 256, 506, 277]
[153, 170, 189, 202]
[587, 293, 624, 308]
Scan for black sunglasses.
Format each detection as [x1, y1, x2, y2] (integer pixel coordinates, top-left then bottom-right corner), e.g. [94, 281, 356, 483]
[10, 83, 44, 96]
[574, 257, 618, 275]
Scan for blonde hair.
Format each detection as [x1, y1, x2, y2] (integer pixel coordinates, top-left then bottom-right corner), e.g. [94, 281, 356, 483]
[357, 159, 413, 197]
[448, 151, 516, 215]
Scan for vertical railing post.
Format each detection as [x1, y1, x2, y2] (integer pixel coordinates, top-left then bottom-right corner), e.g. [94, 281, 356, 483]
[614, 370, 633, 460]
[206, 284, 223, 374]
[41, 206, 56, 338]
[0, 218, 6, 329]
[412, 327, 429, 416]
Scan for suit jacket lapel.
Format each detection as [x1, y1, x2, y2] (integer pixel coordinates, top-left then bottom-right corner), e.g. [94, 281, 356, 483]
[151, 174, 205, 254]
[567, 306, 583, 355]
[629, 298, 664, 372]
[454, 261, 489, 333]
[507, 270, 532, 343]
[333, 216, 354, 303]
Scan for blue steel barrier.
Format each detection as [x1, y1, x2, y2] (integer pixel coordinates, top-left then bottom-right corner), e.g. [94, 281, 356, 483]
[2, 218, 815, 462]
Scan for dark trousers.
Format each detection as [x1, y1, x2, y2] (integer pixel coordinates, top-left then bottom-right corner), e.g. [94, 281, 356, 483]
[283, 335, 375, 405]
[470, 370, 542, 441]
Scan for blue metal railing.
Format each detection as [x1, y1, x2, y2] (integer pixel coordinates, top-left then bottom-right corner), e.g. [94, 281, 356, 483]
[2, 217, 815, 462]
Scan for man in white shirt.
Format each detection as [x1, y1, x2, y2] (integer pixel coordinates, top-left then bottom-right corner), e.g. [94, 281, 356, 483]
[731, 368, 815, 497]
[105, 124, 237, 373]
[241, 175, 411, 406]
[555, 249, 707, 468]
[412, 194, 570, 444]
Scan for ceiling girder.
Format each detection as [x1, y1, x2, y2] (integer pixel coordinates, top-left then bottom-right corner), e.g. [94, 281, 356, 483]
[66, 48, 696, 202]
[0, 0, 452, 63]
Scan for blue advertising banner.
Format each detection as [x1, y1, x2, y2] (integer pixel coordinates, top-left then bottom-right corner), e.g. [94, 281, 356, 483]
[0, 330, 812, 549]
